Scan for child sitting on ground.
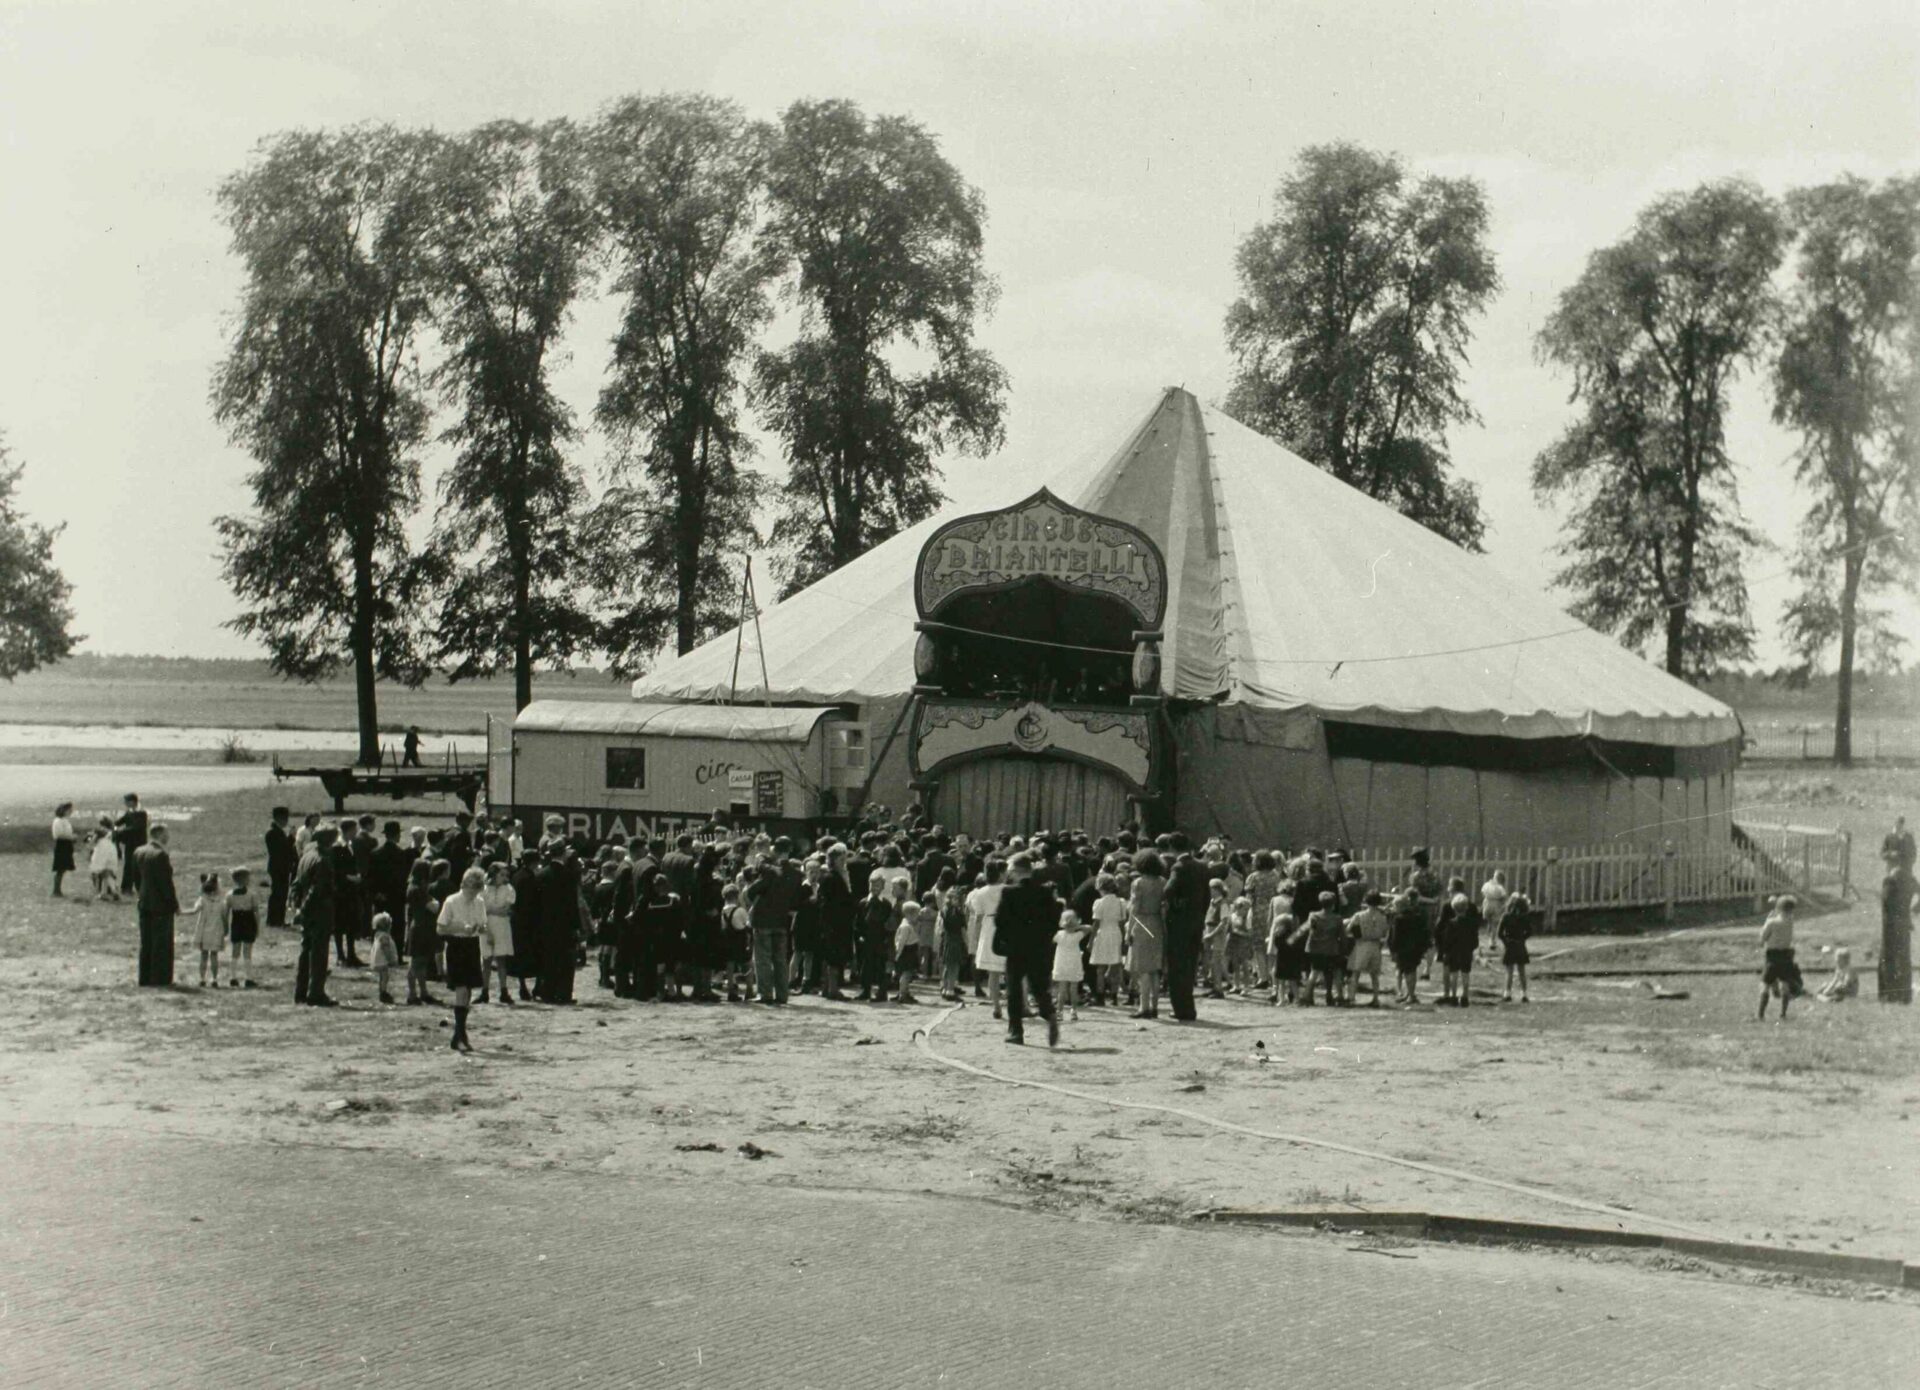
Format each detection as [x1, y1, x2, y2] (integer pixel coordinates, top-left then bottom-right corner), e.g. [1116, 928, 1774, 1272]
[1052, 909, 1087, 1023]
[88, 818, 122, 902]
[1816, 945, 1858, 1002]
[368, 910, 400, 1004]
[189, 873, 225, 987]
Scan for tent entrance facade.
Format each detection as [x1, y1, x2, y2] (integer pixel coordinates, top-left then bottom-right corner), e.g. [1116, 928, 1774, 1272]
[929, 756, 1134, 841]
[907, 489, 1169, 837]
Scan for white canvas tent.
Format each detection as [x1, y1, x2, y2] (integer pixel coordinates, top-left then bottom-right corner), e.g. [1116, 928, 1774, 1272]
[633, 388, 1741, 847]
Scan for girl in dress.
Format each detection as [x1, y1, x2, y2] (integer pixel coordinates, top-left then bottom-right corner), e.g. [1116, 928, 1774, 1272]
[480, 860, 517, 1007]
[222, 866, 261, 989]
[51, 802, 77, 898]
[892, 893, 924, 1005]
[969, 858, 1008, 1019]
[189, 872, 226, 987]
[1052, 909, 1087, 1023]
[368, 911, 400, 1004]
[1498, 891, 1533, 1002]
[937, 872, 970, 1001]
[88, 816, 121, 902]
[1088, 874, 1127, 1005]
[404, 858, 442, 1007]
[1127, 850, 1166, 1019]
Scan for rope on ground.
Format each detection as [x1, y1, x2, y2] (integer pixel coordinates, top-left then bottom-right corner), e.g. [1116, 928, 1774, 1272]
[909, 1003, 1716, 1239]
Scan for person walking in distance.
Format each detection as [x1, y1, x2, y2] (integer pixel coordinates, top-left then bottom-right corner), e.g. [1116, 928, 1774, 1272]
[264, 806, 296, 928]
[132, 823, 180, 987]
[993, 854, 1060, 1047]
[402, 726, 423, 768]
[292, 826, 338, 1007]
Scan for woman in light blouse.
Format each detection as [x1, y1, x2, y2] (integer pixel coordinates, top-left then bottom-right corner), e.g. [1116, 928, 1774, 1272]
[437, 866, 490, 1052]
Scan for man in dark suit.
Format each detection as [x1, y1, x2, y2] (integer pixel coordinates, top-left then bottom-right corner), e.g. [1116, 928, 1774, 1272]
[115, 793, 149, 899]
[1162, 832, 1210, 1022]
[993, 854, 1060, 1047]
[264, 806, 296, 928]
[369, 820, 409, 931]
[132, 823, 179, 987]
[331, 820, 363, 967]
[293, 826, 338, 1006]
[611, 836, 660, 998]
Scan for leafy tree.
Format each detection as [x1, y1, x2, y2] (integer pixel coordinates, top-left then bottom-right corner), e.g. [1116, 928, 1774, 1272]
[214, 126, 442, 765]
[586, 94, 778, 669]
[1534, 180, 1786, 677]
[1773, 174, 1920, 762]
[757, 99, 1008, 593]
[1224, 143, 1498, 549]
[0, 436, 78, 678]
[427, 119, 599, 711]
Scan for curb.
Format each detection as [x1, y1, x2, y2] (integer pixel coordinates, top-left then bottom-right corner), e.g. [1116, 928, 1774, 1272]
[1204, 1209, 1916, 1290]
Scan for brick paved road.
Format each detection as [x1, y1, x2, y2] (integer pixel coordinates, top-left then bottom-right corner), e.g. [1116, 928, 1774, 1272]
[0, 1122, 1911, 1388]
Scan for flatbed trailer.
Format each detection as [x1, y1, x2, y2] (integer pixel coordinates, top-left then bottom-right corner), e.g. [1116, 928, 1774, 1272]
[272, 755, 485, 814]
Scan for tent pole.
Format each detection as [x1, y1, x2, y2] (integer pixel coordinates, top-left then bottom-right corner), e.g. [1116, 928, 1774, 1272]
[727, 558, 752, 705]
[748, 557, 772, 708]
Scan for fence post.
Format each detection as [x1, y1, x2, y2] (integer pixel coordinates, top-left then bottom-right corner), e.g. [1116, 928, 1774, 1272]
[1801, 728, 1810, 759]
[1663, 840, 1676, 923]
[1800, 836, 1813, 896]
[1544, 847, 1560, 933]
[1841, 831, 1852, 900]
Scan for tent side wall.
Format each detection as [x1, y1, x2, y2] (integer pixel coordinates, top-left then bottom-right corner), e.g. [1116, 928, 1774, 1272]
[852, 694, 918, 822]
[1170, 705, 1734, 851]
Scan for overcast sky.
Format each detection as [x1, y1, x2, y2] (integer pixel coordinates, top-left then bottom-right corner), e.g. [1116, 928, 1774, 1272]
[1, 0, 1914, 665]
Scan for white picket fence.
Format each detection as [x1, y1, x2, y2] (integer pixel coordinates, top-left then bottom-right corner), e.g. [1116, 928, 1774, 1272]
[1343, 820, 1851, 930]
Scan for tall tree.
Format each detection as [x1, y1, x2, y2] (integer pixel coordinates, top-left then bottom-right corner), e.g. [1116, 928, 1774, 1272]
[757, 99, 1008, 593]
[586, 93, 777, 669]
[427, 119, 599, 711]
[213, 126, 441, 765]
[1773, 173, 1920, 763]
[0, 435, 79, 678]
[1224, 143, 1498, 549]
[1534, 180, 1785, 677]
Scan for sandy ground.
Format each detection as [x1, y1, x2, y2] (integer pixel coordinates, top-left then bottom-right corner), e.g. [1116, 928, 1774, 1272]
[4, 851, 1916, 1270]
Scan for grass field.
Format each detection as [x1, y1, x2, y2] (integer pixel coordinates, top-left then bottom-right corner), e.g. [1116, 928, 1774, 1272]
[0, 655, 632, 734]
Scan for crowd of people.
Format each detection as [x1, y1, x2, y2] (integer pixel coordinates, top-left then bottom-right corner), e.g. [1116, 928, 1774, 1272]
[73, 790, 1915, 1044]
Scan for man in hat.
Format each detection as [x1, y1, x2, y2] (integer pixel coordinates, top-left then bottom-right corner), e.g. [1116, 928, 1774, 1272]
[264, 806, 297, 928]
[115, 792, 149, 899]
[1162, 832, 1211, 1022]
[132, 822, 179, 986]
[292, 826, 339, 1006]
[1882, 858, 1916, 1006]
[993, 853, 1060, 1046]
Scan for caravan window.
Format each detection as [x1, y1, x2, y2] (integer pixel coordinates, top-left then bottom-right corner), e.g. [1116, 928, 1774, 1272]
[829, 725, 868, 787]
[605, 747, 646, 790]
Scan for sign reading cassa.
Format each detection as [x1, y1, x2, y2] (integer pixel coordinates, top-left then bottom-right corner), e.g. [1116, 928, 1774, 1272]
[914, 489, 1166, 627]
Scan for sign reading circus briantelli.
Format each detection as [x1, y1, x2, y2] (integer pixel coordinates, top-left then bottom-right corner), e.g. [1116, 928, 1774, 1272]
[913, 489, 1167, 628]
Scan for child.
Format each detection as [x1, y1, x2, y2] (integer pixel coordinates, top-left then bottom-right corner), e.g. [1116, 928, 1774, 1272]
[368, 910, 400, 1003]
[856, 870, 897, 1003]
[1438, 890, 1481, 1007]
[223, 866, 261, 989]
[1388, 890, 1429, 1005]
[405, 858, 442, 1006]
[89, 817, 121, 902]
[1202, 880, 1231, 999]
[190, 872, 226, 987]
[1345, 890, 1389, 1006]
[1757, 895, 1804, 1020]
[1088, 874, 1127, 1006]
[892, 890, 922, 1004]
[720, 883, 753, 1002]
[1267, 909, 1299, 1005]
[1817, 946, 1859, 1002]
[1052, 909, 1087, 1022]
[1226, 893, 1256, 993]
[1303, 891, 1345, 1006]
[938, 881, 970, 1001]
[1498, 891, 1533, 1002]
